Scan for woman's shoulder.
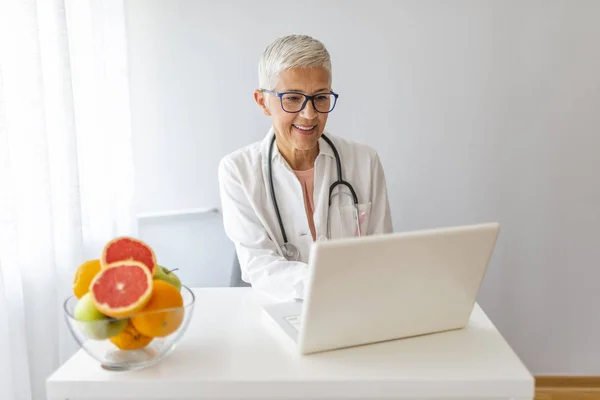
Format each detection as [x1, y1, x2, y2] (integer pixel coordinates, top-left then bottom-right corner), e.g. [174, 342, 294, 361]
[324, 132, 381, 162]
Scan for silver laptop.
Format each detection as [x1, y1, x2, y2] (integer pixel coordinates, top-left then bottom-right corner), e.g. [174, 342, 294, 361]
[262, 222, 500, 355]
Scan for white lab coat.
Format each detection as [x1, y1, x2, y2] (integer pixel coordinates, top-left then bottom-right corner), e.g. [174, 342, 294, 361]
[218, 127, 393, 301]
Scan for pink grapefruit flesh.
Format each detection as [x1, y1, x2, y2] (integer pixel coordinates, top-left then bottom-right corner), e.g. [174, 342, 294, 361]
[89, 261, 153, 319]
[102, 236, 157, 276]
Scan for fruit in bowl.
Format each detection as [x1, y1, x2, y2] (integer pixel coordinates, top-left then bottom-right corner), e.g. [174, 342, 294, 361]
[64, 236, 195, 371]
[73, 293, 128, 340]
[155, 265, 182, 291]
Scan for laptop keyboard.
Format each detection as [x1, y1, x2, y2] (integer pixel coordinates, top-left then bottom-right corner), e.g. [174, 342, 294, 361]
[284, 315, 302, 331]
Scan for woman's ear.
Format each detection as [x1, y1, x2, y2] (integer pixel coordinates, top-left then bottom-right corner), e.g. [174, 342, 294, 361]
[254, 90, 271, 116]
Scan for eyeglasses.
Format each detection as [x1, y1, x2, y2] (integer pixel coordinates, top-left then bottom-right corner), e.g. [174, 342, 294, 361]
[261, 89, 339, 113]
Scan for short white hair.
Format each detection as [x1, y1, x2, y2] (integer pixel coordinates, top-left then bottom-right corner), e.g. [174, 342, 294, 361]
[258, 34, 332, 90]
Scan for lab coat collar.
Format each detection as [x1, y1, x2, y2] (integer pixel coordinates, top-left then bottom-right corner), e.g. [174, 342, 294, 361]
[264, 126, 335, 163]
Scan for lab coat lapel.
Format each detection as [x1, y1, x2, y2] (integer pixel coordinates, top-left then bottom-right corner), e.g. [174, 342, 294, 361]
[313, 133, 338, 241]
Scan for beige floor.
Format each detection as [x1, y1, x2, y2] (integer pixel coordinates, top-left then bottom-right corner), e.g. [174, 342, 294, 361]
[535, 376, 600, 400]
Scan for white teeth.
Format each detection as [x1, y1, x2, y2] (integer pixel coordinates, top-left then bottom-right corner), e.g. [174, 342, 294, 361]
[294, 125, 315, 131]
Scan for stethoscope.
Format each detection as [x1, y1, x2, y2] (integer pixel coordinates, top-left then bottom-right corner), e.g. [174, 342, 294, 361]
[267, 133, 362, 261]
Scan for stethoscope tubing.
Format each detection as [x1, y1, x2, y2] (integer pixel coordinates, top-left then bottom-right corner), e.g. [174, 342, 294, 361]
[267, 133, 362, 259]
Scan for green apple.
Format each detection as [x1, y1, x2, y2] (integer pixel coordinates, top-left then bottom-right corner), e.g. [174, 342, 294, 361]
[74, 293, 127, 340]
[155, 265, 182, 291]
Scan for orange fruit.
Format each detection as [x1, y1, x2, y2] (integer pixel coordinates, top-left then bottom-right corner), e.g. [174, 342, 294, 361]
[131, 280, 184, 338]
[72, 259, 102, 299]
[110, 321, 153, 350]
[101, 236, 158, 276]
[89, 261, 153, 319]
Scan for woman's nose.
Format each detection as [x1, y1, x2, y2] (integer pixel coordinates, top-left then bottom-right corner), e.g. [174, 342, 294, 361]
[299, 99, 317, 118]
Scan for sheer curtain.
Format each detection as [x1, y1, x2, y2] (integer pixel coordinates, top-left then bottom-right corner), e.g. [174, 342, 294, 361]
[0, 1, 135, 399]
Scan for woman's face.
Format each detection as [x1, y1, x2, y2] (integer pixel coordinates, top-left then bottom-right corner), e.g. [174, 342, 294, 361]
[255, 67, 331, 154]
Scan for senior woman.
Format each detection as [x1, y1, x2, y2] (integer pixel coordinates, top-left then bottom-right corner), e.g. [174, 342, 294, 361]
[218, 34, 393, 301]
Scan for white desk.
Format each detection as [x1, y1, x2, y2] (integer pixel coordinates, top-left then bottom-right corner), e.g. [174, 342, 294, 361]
[47, 287, 534, 400]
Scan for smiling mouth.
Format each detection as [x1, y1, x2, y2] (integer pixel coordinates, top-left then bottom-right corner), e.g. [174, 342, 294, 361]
[293, 124, 317, 135]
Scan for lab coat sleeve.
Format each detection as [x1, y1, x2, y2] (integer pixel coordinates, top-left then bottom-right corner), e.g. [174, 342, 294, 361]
[368, 151, 394, 235]
[218, 157, 309, 301]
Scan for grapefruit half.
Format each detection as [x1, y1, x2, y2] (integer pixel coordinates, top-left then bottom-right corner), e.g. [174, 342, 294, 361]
[101, 236, 157, 276]
[89, 261, 153, 319]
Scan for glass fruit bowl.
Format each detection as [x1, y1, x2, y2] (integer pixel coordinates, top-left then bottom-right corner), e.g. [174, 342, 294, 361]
[63, 284, 195, 371]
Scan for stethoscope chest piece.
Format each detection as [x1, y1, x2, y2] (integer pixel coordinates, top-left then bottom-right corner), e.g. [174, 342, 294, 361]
[282, 242, 300, 262]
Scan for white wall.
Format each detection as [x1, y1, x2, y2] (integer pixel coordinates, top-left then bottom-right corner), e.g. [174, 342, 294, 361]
[123, 0, 600, 375]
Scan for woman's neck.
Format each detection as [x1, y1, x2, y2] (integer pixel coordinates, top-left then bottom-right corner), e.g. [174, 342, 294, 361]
[278, 142, 319, 171]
